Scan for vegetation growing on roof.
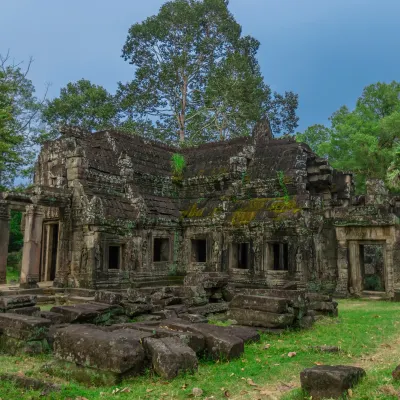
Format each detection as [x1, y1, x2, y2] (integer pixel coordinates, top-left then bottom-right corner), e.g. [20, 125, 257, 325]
[171, 153, 186, 176]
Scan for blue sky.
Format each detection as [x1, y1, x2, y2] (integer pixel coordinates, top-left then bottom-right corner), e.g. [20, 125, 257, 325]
[1, 0, 400, 133]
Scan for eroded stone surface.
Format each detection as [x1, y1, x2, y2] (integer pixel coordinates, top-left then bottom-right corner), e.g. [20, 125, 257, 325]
[143, 337, 198, 379]
[300, 365, 366, 400]
[53, 325, 147, 374]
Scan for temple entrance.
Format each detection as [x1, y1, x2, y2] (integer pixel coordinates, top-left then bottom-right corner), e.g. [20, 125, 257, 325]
[40, 222, 59, 282]
[360, 244, 385, 292]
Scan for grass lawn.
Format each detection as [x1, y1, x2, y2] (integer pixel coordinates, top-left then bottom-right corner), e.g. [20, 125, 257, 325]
[6, 266, 20, 283]
[1, 299, 400, 399]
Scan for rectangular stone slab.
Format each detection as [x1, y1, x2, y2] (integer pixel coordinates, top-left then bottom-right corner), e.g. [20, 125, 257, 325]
[106, 323, 205, 354]
[0, 313, 51, 340]
[159, 321, 244, 360]
[50, 303, 123, 323]
[187, 302, 229, 316]
[143, 337, 198, 379]
[300, 365, 366, 400]
[229, 308, 294, 328]
[9, 306, 40, 316]
[0, 295, 37, 311]
[53, 325, 147, 374]
[94, 291, 124, 305]
[222, 326, 260, 343]
[230, 295, 289, 313]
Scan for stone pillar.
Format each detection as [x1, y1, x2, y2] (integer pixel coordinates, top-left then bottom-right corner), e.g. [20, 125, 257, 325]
[335, 240, 349, 296]
[348, 241, 362, 296]
[0, 200, 10, 284]
[20, 205, 44, 288]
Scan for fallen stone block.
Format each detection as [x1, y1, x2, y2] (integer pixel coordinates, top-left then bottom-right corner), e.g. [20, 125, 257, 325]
[0, 313, 51, 340]
[222, 326, 260, 343]
[50, 303, 124, 323]
[228, 308, 294, 328]
[121, 302, 153, 317]
[40, 311, 66, 324]
[143, 337, 198, 379]
[179, 313, 208, 323]
[53, 325, 147, 375]
[230, 295, 289, 314]
[153, 309, 178, 319]
[182, 286, 208, 307]
[94, 290, 124, 305]
[126, 288, 151, 304]
[9, 306, 40, 316]
[160, 321, 244, 360]
[106, 323, 205, 354]
[0, 295, 37, 311]
[300, 365, 366, 400]
[188, 302, 229, 316]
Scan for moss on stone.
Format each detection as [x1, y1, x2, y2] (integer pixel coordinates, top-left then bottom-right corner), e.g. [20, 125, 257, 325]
[181, 203, 205, 218]
[230, 197, 301, 225]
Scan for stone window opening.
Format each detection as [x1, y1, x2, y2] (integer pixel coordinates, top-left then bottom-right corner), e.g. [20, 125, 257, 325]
[108, 245, 121, 270]
[232, 242, 251, 269]
[272, 243, 289, 271]
[191, 239, 207, 263]
[40, 222, 59, 282]
[360, 243, 385, 292]
[153, 238, 170, 262]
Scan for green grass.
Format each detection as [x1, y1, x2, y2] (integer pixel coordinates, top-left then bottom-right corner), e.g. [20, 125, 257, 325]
[6, 266, 20, 283]
[1, 300, 400, 399]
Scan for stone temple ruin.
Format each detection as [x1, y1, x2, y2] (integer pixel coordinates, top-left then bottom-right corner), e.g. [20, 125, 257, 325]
[0, 120, 399, 297]
[0, 120, 397, 382]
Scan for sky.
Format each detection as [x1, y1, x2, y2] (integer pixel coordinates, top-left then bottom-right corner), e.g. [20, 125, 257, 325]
[1, 0, 400, 133]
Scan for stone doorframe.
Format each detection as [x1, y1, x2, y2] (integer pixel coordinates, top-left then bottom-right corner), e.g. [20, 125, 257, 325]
[335, 225, 395, 296]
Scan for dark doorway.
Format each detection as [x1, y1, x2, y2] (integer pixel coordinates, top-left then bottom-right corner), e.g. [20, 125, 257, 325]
[273, 243, 289, 271]
[108, 246, 121, 270]
[49, 224, 59, 281]
[41, 223, 59, 281]
[191, 239, 207, 262]
[360, 244, 385, 291]
[153, 238, 170, 262]
[232, 243, 250, 269]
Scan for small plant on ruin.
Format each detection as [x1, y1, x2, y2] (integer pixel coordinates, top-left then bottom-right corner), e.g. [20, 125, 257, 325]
[277, 170, 290, 203]
[171, 153, 186, 176]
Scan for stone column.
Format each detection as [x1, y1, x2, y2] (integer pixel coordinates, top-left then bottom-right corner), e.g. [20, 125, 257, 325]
[335, 240, 349, 296]
[0, 200, 10, 284]
[20, 205, 44, 288]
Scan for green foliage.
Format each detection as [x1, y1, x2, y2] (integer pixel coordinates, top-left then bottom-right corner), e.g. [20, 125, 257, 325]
[0, 53, 44, 188]
[297, 81, 400, 192]
[42, 79, 120, 137]
[8, 210, 23, 252]
[171, 153, 186, 175]
[119, 0, 298, 144]
[277, 170, 290, 203]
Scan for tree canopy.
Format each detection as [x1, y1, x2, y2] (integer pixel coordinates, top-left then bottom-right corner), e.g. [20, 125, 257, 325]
[119, 0, 298, 144]
[42, 79, 119, 136]
[0, 53, 44, 189]
[297, 81, 400, 192]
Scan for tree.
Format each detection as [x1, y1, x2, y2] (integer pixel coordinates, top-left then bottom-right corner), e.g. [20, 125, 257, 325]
[119, 0, 298, 144]
[0, 52, 45, 189]
[297, 81, 400, 191]
[42, 79, 119, 137]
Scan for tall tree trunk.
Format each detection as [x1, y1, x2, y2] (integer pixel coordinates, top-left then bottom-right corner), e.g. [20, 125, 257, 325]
[178, 76, 188, 143]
